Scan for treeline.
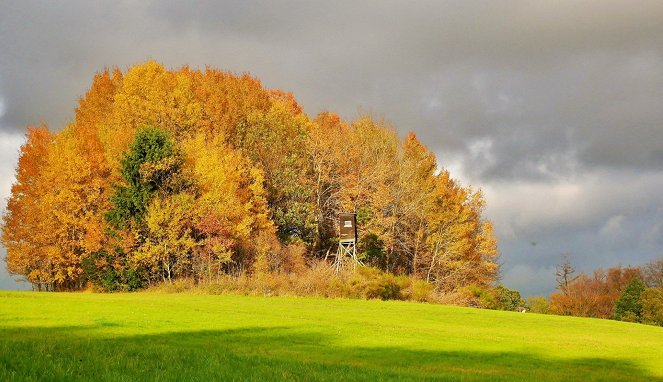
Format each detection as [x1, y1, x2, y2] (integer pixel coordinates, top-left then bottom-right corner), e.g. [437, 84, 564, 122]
[528, 256, 663, 326]
[2, 61, 499, 294]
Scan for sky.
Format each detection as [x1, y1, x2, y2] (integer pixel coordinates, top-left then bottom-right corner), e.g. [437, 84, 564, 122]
[1, 1, 662, 295]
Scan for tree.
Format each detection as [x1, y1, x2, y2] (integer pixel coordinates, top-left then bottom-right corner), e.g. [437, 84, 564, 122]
[613, 278, 646, 322]
[640, 287, 663, 326]
[551, 266, 642, 318]
[423, 171, 498, 291]
[307, 112, 347, 254]
[555, 253, 577, 294]
[495, 285, 524, 311]
[182, 132, 274, 277]
[526, 296, 551, 314]
[641, 257, 663, 288]
[35, 126, 111, 289]
[240, 100, 315, 244]
[136, 193, 197, 282]
[105, 127, 183, 229]
[338, 117, 400, 270]
[4, 61, 501, 293]
[2, 126, 54, 290]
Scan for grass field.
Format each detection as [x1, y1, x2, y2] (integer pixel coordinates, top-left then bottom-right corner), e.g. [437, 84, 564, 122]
[0, 291, 662, 381]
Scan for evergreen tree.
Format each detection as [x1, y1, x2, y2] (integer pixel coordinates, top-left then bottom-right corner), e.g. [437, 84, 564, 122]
[614, 278, 646, 322]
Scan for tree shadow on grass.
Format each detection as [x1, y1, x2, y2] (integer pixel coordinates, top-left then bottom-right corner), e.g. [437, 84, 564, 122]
[0, 325, 660, 382]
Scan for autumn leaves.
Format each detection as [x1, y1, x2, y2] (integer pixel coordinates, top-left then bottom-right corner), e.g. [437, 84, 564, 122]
[2, 61, 498, 292]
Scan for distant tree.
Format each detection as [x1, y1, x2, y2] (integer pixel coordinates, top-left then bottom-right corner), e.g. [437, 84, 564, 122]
[640, 287, 663, 326]
[613, 278, 646, 322]
[641, 257, 663, 288]
[551, 266, 642, 319]
[555, 254, 577, 294]
[526, 296, 551, 314]
[495, 286, 524, 311]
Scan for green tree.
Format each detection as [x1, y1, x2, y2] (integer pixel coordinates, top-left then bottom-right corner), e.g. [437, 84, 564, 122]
[496, 286, 524, 311]
[105, 127, 182, 228]
[614, 278, 646, 322]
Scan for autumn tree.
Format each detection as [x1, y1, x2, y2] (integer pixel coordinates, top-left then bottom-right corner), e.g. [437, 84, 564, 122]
[386, 133, 437, 274]
[640, 287, 663, 326]
[307, 112, 347, 254]
[641, 257, 663, 288]
[136, 193, 197, 282]
[551, 266, 642, 318]
[4, 61, 501, 293]
[2, 127, 54, 290]
[423, 171, 498, 291]
[182, 132, 274, 277]
[240, 100, 315, 244]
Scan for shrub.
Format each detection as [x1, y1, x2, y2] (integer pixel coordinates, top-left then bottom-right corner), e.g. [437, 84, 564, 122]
[405, 280, 434, 302]
[279, 242, 307, 274]
[352, 267, 402, 300]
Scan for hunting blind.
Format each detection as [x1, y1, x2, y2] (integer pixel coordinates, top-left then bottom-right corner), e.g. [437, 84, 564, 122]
[335, 213, 362, 270]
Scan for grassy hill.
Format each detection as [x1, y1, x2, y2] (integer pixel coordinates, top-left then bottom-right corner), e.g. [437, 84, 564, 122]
[1, 291, 662, 381]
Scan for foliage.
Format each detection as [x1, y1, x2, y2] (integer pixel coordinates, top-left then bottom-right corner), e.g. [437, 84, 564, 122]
[463, 285, 525, 311]
[526, 296, 552, 314]
[641, 257, 663, 288]
[550, 266, 641, 319]
[3, 61, 499, 294]
[640, 287, 663, 326]
[613, 278, 646, 322]
[495, 285, 524, 311]
[1, 127, 54, 289]
[105, 127, 182, 228]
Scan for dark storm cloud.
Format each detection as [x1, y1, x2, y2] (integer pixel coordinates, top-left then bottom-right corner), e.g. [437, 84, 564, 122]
[1, 1, 663, 293]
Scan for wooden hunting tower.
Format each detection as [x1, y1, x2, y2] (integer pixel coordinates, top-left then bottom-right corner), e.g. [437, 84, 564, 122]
[335, 213, 362, 270]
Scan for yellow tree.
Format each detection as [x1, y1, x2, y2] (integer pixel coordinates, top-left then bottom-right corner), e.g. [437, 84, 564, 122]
[182, 132, 274, 277]
[423, 171, 499, 290]
[107, 61, 202, 175]
[135, 193, 197, 282]
[2, 126, 54, 289]
[390, 133, 437, 274]
[191, 68, 271, 141]
[241, 100, 315, 244]
[336, 116, 399, 270]
[36, 126, 110, 289]
[307, 112, 349, 254]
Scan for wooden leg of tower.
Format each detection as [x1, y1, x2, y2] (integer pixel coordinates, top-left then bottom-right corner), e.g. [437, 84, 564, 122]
[336, 241, 361, 272]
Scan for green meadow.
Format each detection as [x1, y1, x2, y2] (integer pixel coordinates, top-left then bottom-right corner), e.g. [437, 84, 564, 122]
[0, 291, 662, 381]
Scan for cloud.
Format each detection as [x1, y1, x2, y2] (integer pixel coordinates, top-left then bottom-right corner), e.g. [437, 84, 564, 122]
[0, 132, 23, 207]
[502, 264, 557, 298]
[600, 215, 626, 237]
[1, 1, 662, 293]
